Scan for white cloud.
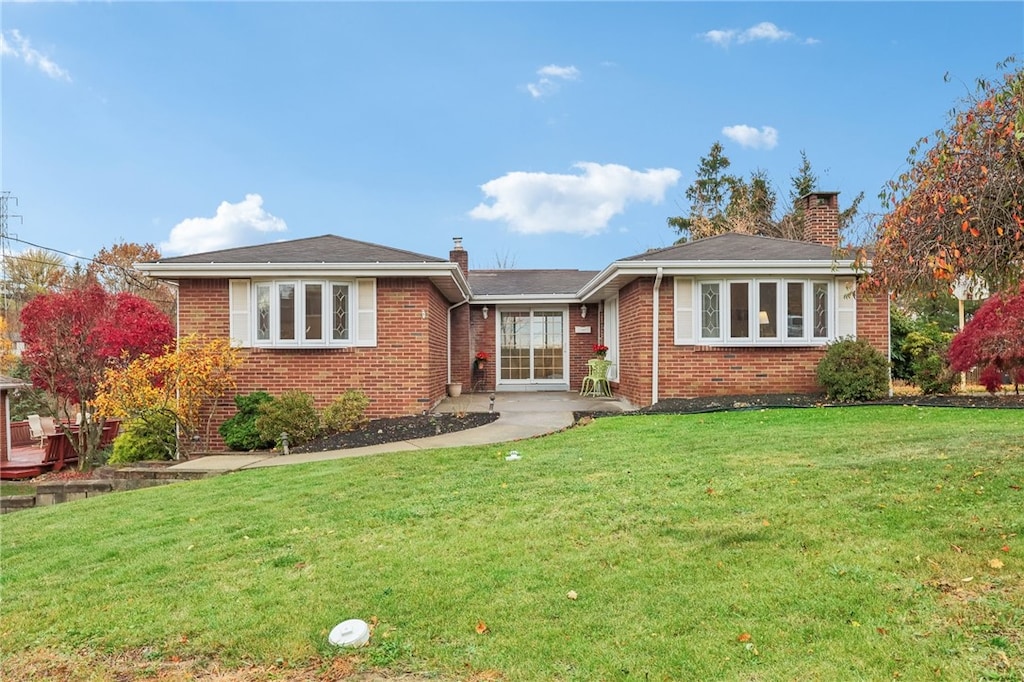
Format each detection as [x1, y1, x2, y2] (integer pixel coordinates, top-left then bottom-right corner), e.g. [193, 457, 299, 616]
[469, 162, 681, 236]
[702, 29, 735, 47]
[537, 64, 580, 80]
[700, 21, 816, 48]
[722, 124, 779, 150]
[162, 194, 288, 255]
[0, 29, 71, 82]
[742, 22, 793, 43]
[525, 63, 580, 99]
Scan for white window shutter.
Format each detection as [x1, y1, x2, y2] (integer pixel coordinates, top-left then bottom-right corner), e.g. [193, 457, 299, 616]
[229, 279, 251, 347]
[836, 277, 857, 339]
[355, 278, 377, 347]
[674, 277, 694, 344]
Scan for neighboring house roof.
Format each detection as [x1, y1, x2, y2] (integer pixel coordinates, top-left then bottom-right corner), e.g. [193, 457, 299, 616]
[0, 374, 29, 390]
[151, 235, 446, 265]
[139, 235, 470, 302]
[469, 270, 599, 302]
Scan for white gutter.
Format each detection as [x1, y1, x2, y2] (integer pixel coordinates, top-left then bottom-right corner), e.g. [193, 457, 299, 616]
[652, 267, 663, 406]
[137, 261, 472, 297]
[577, 259, 862, 301]
[471, 294, 579, 305]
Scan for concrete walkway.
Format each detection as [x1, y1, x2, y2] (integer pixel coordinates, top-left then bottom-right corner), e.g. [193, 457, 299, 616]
[166, 391, 633, 474]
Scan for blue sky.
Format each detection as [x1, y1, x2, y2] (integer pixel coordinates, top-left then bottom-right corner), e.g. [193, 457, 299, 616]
[3, 2, 1022, 272]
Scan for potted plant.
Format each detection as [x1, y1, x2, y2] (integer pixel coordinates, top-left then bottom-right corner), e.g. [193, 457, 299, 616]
[593, 343, 609, 359]
[474, 351, 489, 371]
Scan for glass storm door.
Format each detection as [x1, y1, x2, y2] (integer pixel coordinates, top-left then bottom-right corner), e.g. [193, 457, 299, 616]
[498, 309, 566, 385]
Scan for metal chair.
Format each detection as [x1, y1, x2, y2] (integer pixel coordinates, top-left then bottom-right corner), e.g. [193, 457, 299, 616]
[580, 359, 613, 397]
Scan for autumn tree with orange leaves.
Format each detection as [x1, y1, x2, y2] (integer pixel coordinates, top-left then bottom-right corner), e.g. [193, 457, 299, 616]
[866, 57, 1024, 297]
[94, 334, 239, 457]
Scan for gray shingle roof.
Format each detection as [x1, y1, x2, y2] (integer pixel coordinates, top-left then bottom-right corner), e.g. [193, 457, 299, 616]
[622, 233, 836, 262]
[151, 235, 446, 264]
[469, 270, 599, 296]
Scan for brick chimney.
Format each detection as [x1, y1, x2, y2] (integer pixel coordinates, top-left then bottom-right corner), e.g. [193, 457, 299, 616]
[801, 191, 840, 246]
[449, 236, 469, 274]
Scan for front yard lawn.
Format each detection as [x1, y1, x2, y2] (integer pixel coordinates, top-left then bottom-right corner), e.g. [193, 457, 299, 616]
[1, 406, 1021, 680]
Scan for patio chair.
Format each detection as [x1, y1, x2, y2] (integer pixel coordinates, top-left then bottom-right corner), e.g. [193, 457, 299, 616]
[27, 414, 58, 447]
[580, 359, 613, 398]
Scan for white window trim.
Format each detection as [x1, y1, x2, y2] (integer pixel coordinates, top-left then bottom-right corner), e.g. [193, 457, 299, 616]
[675, 277, 851, 347]
[230, 278, 375, 348]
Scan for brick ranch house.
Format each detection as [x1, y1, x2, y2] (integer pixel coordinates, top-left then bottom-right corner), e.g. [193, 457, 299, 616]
[139, 192, 889, 451]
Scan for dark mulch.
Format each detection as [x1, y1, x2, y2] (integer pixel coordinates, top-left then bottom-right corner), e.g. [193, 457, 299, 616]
[292, 412, 500, 453]
[295, 393, 1024, 453]
[574, 391, 1024, 422]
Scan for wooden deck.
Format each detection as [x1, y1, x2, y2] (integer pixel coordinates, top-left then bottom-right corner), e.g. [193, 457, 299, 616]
[1, 443, 51, 480]
[1, 420, 120, 480]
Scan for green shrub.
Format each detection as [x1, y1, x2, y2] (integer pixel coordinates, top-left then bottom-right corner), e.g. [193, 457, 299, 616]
[912, 354, 956, 395]
[900, 329, 955, 395]
[219, 391, 276, 451]
[256, 390, 321, 447]
[108, 411, 177, 464]
[817, 338, 890, 402]
[322, 390, 370, 434]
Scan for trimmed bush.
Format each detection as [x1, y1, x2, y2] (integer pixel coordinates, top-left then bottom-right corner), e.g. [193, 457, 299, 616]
[108, 411, 177, 464]
[322, 390, 370, 434]
[219, 391, 276, 451]
[256, 390, 321, 447]
[817, 338, 890, 402]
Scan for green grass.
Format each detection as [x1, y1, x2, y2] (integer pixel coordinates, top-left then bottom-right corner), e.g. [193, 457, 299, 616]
[0, 482, 36, 498]
[2, 406, 1022, 680]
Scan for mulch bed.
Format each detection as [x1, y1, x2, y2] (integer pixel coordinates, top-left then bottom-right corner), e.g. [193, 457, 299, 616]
[292, 412, 500, 453]
[575, 391, 1024, 421]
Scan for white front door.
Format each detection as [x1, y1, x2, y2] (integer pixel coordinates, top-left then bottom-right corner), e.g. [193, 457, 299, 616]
[497, 308, 568, 389]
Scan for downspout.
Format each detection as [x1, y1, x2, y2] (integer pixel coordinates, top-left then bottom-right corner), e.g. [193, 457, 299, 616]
[447, 297, 470, 384]
[652, 267, 663, 406]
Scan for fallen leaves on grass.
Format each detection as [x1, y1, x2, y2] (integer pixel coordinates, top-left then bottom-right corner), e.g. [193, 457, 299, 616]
[475, 620, 490, 635]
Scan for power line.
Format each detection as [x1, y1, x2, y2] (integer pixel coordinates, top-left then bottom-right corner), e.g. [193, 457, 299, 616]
[1, 192, 24, 313]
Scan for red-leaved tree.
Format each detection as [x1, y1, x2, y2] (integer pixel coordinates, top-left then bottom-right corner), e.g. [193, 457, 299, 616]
[947, 284, 1024, 394]
[20, 285, 174, 465]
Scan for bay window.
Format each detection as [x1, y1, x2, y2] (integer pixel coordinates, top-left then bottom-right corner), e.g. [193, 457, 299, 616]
[230, 278, 375, 348]
[674, 276, 855, 346]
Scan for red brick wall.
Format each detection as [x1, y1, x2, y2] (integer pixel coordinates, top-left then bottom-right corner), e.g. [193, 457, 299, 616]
[855, 289, 890, 354]
[567, 304, 599, 391]
[467, 305, 494, 392]
[450, 303, 471, 389]
[178, 277, 450, 451]
[614, 276, 891, 407]
[617, 279, 655, 405]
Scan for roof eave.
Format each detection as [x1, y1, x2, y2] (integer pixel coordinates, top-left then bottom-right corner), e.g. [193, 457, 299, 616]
[137, 262, 472, 302]
[578, 259, 864, 301]
[470, 293, 581, 305]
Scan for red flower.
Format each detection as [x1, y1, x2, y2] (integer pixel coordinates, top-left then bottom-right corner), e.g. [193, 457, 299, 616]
[476, 351, 489, 361]
[593, 344, 609, 354]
